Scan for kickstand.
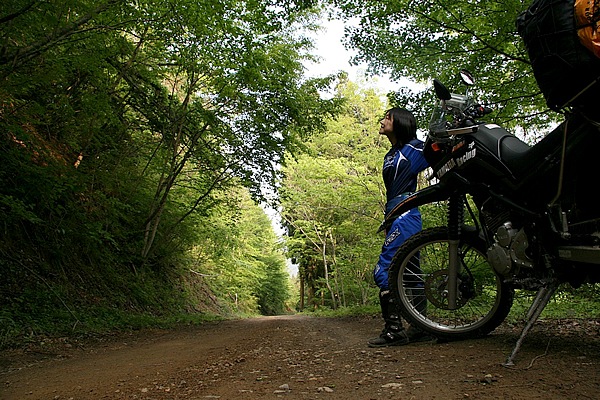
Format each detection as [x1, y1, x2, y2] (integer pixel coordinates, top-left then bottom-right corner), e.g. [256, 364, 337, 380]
[503, 280, 559, 367]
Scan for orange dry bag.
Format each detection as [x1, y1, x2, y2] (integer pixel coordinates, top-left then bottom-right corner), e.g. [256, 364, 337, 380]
[575, 0, 600, 58]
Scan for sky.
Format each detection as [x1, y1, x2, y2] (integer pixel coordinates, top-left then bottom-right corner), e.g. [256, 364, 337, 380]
[302, 18, 396, 94]
[302, 18, 425, 96]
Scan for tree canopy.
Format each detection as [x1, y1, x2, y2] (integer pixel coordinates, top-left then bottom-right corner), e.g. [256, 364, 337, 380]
[327, 0, 560, 135]
[281, 79, 388, 309]
[1, 0, 344, 255]
[0, 0, 340, 341]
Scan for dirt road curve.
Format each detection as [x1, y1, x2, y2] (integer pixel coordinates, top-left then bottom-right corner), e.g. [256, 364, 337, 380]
[1, 314, 599, 399]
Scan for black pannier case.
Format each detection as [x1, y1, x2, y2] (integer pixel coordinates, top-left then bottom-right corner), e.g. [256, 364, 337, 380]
[517, 0, 600, 111]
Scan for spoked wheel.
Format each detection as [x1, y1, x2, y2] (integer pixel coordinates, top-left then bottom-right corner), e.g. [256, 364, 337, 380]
[389, 227, 514, 341]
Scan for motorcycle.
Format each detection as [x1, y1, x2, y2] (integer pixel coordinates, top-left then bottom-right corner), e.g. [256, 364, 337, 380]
[384, 70, 600, 366]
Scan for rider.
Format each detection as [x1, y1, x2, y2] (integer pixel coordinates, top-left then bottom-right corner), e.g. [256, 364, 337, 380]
[368, 107, 432, 347]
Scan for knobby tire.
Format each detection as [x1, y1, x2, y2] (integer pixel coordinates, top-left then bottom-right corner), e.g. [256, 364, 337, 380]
[389, 227, 514, 341]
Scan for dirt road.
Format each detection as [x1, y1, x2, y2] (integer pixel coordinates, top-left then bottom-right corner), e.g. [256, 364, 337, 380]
[1, 314, 599, 399]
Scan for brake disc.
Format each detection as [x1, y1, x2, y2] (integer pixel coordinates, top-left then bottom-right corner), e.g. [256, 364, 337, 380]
[424, 269, 469, 309]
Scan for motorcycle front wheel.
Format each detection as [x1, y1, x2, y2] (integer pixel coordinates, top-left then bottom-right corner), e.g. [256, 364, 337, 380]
[389, 226, 514, 341]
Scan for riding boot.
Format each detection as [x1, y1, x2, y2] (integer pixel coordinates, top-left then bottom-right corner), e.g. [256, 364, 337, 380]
[367, 290, 410, 347]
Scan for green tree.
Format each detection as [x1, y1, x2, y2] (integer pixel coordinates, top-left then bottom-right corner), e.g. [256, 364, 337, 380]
[188, 186, 291, 315]
[281, 78, 393, 310]
[0, 0, 339, 261]
[328, 0, 559, 135]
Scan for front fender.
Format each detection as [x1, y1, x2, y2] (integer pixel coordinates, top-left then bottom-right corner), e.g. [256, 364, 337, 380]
[378, 183, 453, 233]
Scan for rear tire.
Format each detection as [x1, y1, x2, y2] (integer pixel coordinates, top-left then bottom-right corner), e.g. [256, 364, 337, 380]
[389, 227, 514, 341]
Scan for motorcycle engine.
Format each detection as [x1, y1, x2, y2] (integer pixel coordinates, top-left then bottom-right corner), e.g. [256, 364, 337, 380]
[487, 221, 533, 276]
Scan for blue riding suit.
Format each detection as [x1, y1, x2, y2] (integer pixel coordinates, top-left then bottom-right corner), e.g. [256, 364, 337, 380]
[373, 138, 429, 290]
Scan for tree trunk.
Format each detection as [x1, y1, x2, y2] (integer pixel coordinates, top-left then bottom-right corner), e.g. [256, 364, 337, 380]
[299, 272, 305, 311]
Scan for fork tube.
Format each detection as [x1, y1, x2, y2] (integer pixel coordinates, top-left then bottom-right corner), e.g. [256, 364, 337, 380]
[447, 239, 460, 309]
[447, 194, 464, 310]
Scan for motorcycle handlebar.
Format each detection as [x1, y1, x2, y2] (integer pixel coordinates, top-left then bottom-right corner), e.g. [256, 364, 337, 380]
[429, 75, 493, 137]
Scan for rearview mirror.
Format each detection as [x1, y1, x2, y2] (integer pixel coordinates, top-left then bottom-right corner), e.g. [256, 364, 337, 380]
[459, 69, 475, 86]
[433, 79, 452, 100]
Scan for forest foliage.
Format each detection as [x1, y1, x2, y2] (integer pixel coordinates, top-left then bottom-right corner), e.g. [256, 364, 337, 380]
[0, 0, 339, 345]
[2, 0, 598, 347]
